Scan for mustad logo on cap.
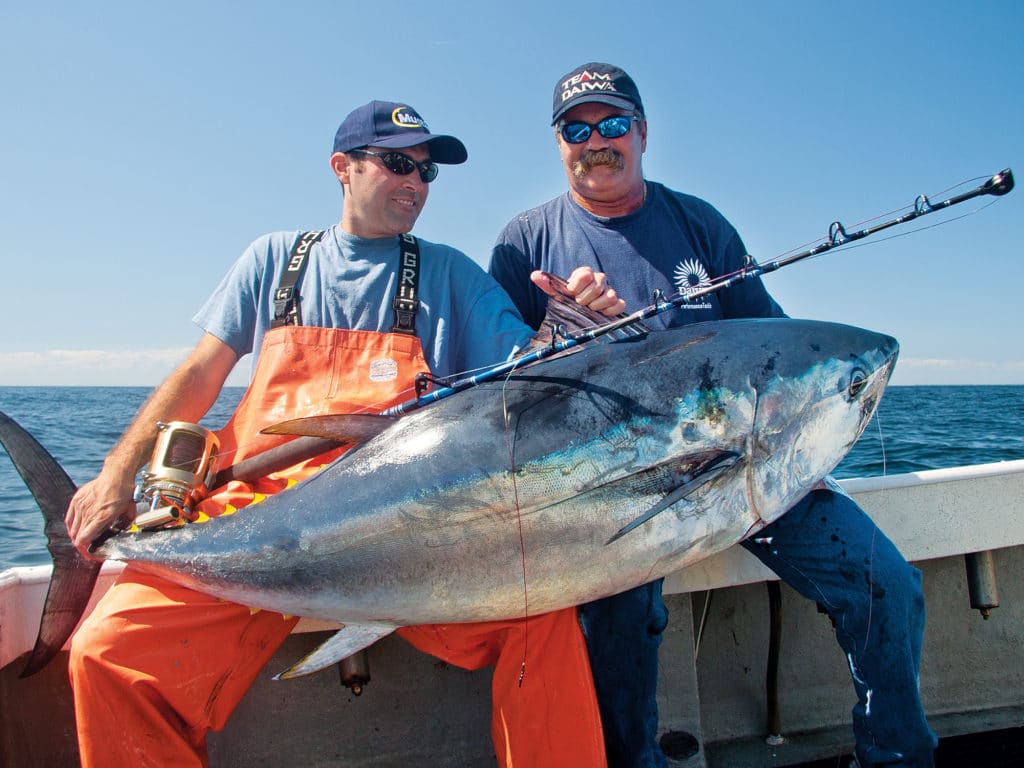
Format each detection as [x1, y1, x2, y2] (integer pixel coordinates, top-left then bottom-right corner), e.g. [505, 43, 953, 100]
[391, 106, 429, 130]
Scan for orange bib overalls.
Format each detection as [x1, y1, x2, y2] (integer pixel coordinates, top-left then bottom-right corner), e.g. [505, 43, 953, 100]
[69, 324, 605, 768]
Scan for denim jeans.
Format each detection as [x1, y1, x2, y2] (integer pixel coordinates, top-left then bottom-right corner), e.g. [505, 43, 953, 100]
[579, 580, 669, 768]
[580, 487, 937, 768]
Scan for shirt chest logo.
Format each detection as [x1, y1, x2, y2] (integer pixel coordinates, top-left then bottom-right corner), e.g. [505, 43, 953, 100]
[673, 259, 713, 309]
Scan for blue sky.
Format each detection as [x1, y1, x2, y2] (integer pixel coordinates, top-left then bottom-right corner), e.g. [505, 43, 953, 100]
[1, 1, 1020, 387]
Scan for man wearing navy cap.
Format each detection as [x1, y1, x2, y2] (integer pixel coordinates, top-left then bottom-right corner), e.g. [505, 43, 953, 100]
[491, 63, 938, 768]
[66, 100, 615, 768]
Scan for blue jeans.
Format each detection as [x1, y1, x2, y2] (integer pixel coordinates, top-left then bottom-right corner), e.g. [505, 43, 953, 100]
[578, 580, 669, 768]
[580, 488, 938, 768]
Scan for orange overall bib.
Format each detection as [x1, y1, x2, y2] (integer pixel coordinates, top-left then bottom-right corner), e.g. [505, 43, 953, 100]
[69, 325, 605, 768]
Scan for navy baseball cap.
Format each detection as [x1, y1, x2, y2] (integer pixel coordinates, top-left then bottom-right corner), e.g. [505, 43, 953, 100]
[332, 101, 468, 164]
[551, 63, 644, 125]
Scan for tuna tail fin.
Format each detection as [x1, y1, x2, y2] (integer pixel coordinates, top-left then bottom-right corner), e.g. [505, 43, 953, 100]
[274, 622, 398, 680]
[0, 411, 101, 677]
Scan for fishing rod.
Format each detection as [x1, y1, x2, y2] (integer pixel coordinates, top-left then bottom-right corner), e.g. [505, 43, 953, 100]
[176, 167, 1015, 488]
[383, 167, 1014, 417]
[49, 164, 1015, 540]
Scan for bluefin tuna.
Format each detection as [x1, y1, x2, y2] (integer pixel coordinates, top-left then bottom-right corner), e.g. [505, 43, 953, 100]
[2, 317, 897, 679]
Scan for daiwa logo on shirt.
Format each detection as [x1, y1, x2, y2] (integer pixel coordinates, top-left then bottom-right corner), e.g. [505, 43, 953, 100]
[391, 107, 428, 131]
[673, 259, 713, 309]
[560, 70, 617, 103]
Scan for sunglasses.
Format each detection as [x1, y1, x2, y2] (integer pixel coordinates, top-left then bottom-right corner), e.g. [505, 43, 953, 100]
[348, 148, 439, 183]
[559, 115, 641, 145]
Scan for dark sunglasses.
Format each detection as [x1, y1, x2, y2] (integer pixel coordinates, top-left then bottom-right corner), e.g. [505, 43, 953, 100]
[559, 115, 641, 145]
[348, 148, 439, 183]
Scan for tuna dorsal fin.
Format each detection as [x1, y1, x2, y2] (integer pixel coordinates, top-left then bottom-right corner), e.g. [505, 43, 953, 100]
[529, 271, 650, 350]
[211, 415, 399, 491]
[274, 622, 398, 680]
[213, 435, 341, 486]
[0, 411, 102, 677]
[261, 413, 398, 442]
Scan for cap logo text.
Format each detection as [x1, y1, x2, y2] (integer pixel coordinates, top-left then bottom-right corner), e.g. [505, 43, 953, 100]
[392, 107, 428, 131]
[561, 70, 617, 103]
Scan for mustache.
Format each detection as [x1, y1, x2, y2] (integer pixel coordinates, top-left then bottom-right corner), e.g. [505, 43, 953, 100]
[572, 149, 626, 179]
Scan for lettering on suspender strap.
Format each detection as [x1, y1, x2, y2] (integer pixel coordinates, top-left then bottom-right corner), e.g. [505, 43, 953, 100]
[392, 234, 421, 335]
[272, 231, 325, 328]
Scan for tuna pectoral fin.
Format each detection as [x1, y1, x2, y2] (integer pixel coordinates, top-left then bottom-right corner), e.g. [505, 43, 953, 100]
[606, 451, 743, 544]
[275, 621, 399, 681]
[0, 411, 102, 677]
[262, 413, 398, 442]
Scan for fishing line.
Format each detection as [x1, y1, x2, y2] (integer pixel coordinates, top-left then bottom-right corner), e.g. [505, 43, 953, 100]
[858, 525, 879, 664]
[874, 410, 888, 477]
[789, 198, 1000, 264]
[856, 411, 888, 642]
[770, 173, 994, 262]
[499, 365, 531, 686]
[693, 589, 713, 662]
[688, 196, 999, 296]
[771, 206, 910, 263]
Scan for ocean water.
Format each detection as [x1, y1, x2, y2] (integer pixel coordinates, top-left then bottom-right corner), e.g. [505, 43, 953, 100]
[1, 385, 1023, 571]
[0, 386, 246, 570]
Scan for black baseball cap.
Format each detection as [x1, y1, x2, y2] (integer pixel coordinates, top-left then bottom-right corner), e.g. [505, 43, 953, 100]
[551, 63, 644, 125]
[332, 101, 468, 164]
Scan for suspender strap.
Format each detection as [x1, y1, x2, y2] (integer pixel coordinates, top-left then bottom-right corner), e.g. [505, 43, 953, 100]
[392, 234, 421, 335]
[272, 231, 324, 328]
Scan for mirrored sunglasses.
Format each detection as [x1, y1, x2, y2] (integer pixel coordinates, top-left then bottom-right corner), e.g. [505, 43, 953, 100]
[349, 148, 439, 183]
[559, 115, 641, 145]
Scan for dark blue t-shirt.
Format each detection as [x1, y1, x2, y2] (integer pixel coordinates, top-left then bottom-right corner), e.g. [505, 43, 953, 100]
[489, 181, 784, 330]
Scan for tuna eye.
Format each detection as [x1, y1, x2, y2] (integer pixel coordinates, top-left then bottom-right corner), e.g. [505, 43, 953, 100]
[847, 367, 868, 399]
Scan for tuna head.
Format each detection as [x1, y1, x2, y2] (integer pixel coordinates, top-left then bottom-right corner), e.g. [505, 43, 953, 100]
[741, 319, 897, 529]
[451, 316, 899, 602]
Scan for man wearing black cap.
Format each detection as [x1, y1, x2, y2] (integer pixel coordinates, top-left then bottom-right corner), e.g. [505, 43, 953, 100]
[66, 100, 612, 768]
[490, 63, 938, 768]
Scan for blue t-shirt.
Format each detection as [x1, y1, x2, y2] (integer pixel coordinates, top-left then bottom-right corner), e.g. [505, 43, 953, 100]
[194, 225, 533, 379]
[489, 182, 784, 330]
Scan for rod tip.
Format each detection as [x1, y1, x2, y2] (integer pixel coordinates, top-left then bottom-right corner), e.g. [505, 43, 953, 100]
[986, 168, 1014, 196]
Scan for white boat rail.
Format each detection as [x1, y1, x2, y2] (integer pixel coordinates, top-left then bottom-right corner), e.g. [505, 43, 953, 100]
[3, 459, 1023, 671]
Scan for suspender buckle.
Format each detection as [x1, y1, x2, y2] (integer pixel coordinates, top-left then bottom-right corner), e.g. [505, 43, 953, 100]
[272, 231, 325, 328]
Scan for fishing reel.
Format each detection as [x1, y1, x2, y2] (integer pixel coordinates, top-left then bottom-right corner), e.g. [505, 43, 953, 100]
[134, 421, 220, 530]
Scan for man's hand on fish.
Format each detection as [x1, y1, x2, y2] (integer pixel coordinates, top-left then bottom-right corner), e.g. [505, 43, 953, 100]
[532, 266, 626, 316]
[66, 469, 137, 555]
